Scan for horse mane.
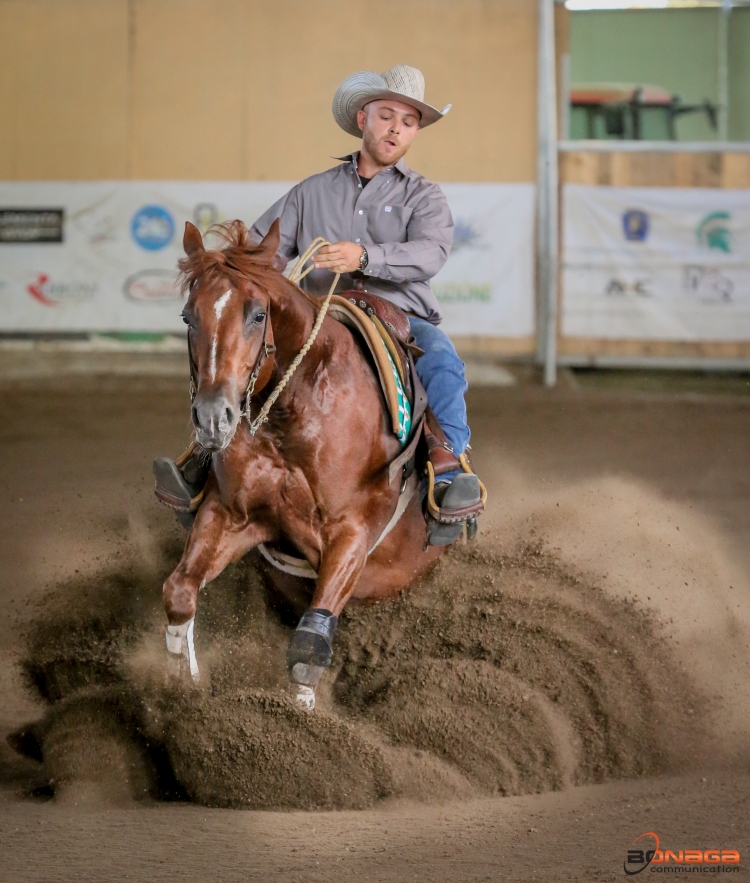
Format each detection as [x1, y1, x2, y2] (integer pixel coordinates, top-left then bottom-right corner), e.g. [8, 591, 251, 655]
[177, 220, 281, 293]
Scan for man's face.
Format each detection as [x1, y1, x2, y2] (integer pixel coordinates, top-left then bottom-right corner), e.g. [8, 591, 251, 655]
[357, 99, 420, 167]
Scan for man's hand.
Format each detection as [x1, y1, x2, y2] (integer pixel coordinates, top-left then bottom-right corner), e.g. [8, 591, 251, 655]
[313, 241, 365, 274]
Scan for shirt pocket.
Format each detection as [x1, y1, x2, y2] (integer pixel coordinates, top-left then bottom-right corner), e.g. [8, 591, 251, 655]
[370, 204, 413, 244]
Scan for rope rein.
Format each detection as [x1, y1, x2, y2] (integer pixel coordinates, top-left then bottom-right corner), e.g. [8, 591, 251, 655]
[246, 238, 339, 436]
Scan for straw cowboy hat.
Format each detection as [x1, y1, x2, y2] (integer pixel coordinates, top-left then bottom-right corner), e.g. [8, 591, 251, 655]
[332, 64, 452, 138]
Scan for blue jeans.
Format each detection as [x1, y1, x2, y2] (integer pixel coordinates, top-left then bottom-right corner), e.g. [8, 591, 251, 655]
[409, 317, 470, 479]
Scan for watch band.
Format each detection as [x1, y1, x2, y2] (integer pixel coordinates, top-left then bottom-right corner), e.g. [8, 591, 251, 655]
[358, 246, 369, 272]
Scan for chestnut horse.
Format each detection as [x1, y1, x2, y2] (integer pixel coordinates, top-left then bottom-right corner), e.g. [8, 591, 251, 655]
[162, 219, 445, 709]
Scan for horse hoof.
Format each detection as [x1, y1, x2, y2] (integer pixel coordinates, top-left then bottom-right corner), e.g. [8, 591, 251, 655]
[166, 651, 199, 682]
[292, 684, 316, 712]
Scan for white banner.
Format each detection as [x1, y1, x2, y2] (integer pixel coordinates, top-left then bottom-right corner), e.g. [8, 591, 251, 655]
[0, 181, 535, 338]
[562, 184, 750, 341]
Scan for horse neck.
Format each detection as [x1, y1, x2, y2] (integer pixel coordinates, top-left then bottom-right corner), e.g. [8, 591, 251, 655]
[267, 275, 319, 379]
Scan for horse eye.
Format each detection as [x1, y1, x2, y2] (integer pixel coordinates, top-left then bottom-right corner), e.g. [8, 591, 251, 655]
[254, 312, 266, 324]
[181, 312, 190, 326]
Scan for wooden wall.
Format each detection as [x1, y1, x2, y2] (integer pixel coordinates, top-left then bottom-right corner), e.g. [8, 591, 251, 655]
[0, 0, 539, 185]
[562, 151, 750, 189]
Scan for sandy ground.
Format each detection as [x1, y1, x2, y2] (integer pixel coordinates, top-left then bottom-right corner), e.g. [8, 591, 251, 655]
[0, 363, 749, 880]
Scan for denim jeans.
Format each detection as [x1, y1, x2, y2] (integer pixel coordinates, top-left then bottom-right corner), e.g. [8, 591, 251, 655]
[409, 317, 470, 478]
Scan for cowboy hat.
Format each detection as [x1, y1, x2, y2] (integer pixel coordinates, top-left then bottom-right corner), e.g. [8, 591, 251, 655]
[332, 64, 452, 138]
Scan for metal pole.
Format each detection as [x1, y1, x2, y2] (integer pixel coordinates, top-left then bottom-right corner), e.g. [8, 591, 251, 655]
[536, 0, 559, 386]
[560, 52, 571, 142]
[536, 0, 549, 368]
[718, 0, 731, 142]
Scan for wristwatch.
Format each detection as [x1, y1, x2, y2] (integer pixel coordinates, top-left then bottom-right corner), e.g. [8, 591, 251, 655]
[358, 246, 369, 272]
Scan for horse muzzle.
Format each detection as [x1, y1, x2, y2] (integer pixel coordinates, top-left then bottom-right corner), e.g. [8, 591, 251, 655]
[191, 392, 239, 451]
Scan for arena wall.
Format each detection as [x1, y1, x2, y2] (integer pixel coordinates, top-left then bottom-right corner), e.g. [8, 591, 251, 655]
[0, 0, 539, 184]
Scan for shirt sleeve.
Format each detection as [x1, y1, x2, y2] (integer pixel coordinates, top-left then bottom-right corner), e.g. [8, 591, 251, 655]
[250, 185, 301, 261]
[362, 182, 454, 283]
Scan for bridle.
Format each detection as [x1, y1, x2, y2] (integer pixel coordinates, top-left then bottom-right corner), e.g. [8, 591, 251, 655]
[186, 237, 339, 438]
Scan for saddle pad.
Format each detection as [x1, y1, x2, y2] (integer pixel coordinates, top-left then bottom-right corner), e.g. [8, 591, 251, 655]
[328, 296, 411, 445]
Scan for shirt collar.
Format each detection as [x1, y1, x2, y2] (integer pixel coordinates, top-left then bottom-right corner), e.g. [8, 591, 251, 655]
[333, 151, 412, 178]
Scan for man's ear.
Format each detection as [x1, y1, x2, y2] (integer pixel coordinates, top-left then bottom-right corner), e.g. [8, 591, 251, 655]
[183, 222, 204, 256]
[356, 107, 366, 133]
[259, 218, 281, 260]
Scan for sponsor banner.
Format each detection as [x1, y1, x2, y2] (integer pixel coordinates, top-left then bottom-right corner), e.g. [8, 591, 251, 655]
[0, 181, 535, 338]
[562, 184, 750, 341]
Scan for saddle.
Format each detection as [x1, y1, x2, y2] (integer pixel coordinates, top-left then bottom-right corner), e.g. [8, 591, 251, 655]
[328, 292, 427, 441]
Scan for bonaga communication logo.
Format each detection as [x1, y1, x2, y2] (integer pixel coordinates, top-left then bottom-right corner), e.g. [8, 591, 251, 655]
[697, 212, 731, 253]
[624, 832, 740, 875]
[131, 205, 175, 251]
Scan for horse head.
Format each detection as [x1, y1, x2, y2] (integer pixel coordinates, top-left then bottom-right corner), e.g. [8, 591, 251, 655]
[178, 219, 282, 451]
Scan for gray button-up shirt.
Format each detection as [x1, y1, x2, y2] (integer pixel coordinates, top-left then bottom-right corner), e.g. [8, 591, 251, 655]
[250, 152, 453, 324]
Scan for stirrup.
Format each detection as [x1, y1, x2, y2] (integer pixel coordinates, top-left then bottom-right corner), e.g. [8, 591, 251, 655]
[424, 455, 487, 547]
[153, 449, 206, 513]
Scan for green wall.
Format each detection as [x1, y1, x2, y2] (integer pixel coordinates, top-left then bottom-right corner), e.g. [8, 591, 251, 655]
[729, 7, 750, 141]
[570, 7, 750, 143]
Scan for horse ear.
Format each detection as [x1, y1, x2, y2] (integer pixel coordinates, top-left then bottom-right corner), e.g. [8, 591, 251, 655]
[183, 222, 204, 256]
[259, 218, 281, 260]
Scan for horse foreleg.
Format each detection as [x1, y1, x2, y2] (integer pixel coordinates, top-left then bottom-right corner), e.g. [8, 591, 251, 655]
[162, 499, 271, 681]
[287, 525, 369, 709]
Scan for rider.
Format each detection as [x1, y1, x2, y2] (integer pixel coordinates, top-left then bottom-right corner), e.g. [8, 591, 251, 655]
[154, 64, 482, 542]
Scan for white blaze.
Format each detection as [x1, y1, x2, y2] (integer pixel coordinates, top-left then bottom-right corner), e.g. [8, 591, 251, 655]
[210, 289, 232, 382]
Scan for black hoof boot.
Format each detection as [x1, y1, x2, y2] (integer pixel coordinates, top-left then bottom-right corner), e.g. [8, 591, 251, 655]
[287, 609, 338, 711]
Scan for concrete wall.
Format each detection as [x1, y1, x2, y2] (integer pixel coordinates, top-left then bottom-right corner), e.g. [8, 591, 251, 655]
[0, 0, 539, 183]
[570, 7, 750, 143]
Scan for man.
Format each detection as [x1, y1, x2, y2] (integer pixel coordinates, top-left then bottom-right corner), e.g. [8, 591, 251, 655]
[155, 64, 481, 543]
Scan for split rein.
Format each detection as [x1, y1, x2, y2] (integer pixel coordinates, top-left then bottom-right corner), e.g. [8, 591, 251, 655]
[187, 238, 339, 437]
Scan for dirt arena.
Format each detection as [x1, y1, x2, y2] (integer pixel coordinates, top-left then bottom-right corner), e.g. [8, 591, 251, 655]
[1, 359, 749, 881]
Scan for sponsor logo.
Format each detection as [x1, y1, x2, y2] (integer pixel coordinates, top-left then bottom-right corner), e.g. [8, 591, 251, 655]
[606, 277, 652, 297]
[622, 210, 649, 242]
[26, 273, 97, 306]
[131, 205, 175, 251]
[683, 265, 734, 303]
[624, 832, 740, 876]
[0, 208, 64, 244]
[433, 282, 491, 303]
[123, 269, 182, 302]
[193, 203, 220, 234]
[451, 219, 482, 252]
[697, 211, 731, 253]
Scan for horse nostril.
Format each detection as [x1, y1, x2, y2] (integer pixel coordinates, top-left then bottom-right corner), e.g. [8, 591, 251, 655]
[191, 405, 201, 430]
[221, 406, 235, 430]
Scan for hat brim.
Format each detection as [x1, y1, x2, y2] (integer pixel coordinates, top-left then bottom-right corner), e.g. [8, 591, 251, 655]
[333, 80, 451, 138]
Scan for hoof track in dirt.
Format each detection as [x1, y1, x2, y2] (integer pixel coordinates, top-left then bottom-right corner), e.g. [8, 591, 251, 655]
[11, 542, 706, 809]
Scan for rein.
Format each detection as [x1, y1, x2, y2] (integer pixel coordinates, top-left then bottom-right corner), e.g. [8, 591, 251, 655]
[186, 237, 339, 437]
